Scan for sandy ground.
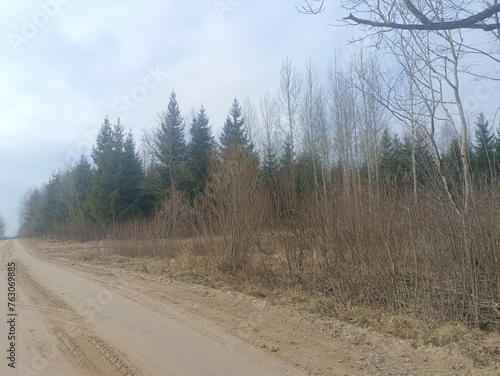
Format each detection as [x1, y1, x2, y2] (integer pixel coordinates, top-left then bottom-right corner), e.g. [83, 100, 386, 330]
[0, 239, 499, 376]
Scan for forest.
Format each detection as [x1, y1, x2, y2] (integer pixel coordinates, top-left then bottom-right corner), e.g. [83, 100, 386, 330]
[17, 1, 500, 332]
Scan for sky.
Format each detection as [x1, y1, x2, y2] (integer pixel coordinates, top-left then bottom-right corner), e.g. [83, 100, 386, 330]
[0, 0, 352, 235]
[0, 1, 498, 236]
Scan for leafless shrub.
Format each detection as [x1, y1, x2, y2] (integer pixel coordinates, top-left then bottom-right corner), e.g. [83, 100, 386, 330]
[108, 188, 193, 258]
[200, 149, 267, 271]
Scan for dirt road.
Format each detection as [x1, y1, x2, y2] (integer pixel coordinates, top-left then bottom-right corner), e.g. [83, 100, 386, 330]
[0, 239, 498, 375]
[0, 239, 307, 375]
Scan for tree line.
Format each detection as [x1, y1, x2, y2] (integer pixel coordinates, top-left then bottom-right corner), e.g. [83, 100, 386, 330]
[18, 58, 500, 239]
[17, 52, 500, 329]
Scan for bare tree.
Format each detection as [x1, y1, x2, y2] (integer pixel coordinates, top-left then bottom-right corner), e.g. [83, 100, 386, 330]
[242, 95, 259, 148]
[277, 55, 302, 169]
[259, 91, 281, 162]
[300, 1, 500, 33]
[327, 57, 359, 197]
[352, 50, 387, 203]
[300, 57, 322, 197]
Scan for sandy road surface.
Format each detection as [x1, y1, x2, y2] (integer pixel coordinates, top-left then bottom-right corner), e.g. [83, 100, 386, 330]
[0, 239, 307, 376]
[1, 239, 499, 376]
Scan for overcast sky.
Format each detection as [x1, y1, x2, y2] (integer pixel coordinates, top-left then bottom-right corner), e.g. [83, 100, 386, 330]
[0, 1, 352, 235]
[1, 1, 498, 236]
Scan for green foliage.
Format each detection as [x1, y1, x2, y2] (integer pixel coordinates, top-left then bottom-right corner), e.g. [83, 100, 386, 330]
[155, 91, 187, 193]
[280, 135, 295, 177]
[261, 144, 279, 191]
[378, 128, 436, 191]
[89, 117, 144, 226]
[472, 112, 494, 181]
[443, 138, 464, 192]
[219, 98, 257, 163]
[296, 152, 323, 198]
[18, 188, 45, 237]
[117, 132, 145, 219]
[186, 105, 215, 200]
[379, 128, 410, 187]
[72, 155, 93, 218]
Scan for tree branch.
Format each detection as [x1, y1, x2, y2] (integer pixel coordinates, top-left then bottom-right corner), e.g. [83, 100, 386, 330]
[343, 3, 500, 31]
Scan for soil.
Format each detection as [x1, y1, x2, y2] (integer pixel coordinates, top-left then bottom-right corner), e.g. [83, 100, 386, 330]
[1, 239, 499, 375]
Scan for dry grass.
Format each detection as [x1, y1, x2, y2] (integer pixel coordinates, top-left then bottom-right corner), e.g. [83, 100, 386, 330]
[30, 160, 500, 364]
[26, 231, 500, 365]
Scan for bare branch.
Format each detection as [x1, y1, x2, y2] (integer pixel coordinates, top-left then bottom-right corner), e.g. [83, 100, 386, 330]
[343, 3, 500, 31]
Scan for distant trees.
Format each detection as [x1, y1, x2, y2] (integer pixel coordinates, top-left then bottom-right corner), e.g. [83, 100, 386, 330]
[0, 214, 6, 239]
[18, 188, 45, 237]
[89, 118, 144, 227]
[16, 64, 500, 242]
[15, 55, 500, 329]
[18, 116, 144, 237]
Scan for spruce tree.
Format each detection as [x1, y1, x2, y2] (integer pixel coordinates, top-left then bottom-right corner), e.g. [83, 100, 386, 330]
[280, 135, 295, 175]
[473, 112, 494, 180]
[89, 117, 123, 226]
[187, 105, 215, 200]
[42, 172, 68, 230]
[156, 90, 187, 193]
[73, 155, 93, 218]
[379, 128, 395, 183]
[116, 131, 144, 220]
[261, 142, 279, 193]
[443, 138, 464, 190]
[379, 129, 409, 187]
[89, 118, 143, 226]
[219, 98, 255, 159]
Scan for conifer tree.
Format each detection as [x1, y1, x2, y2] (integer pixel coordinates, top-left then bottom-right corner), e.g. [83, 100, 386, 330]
[116, 131, 144, 220]
[89, 117, 123, 226]
[261, 143, 279, 193]
[156, 91, 187, 193]
[187, 105, 215, 200]
[473, 112, 494, 180]
[89, 118, 143, 226]
[443, 137, 464, 191]
[72, 155, 93, 218]
[219, 98, 256, 160]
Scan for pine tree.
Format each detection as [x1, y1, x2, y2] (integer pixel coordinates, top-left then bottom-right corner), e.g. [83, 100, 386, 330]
[187, 105, 215, 200]
[443, 137, 464, 191]
[89, 117, 123, 226]
[261, 143, 279, 192]
[156, 90, 187, 193]
[72, 155, 93, 218]
[296, 152, 323, 199]
[379, 128, 395, 184]
[473, 112, 494, 181]
[219, 98, 255, 160]
[279, 135, 295, 175]
[89, 118, 144, 226]
[42, 172, 68, 230]
[379, 129, 410, 188]
[116, 131, 144, 220]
